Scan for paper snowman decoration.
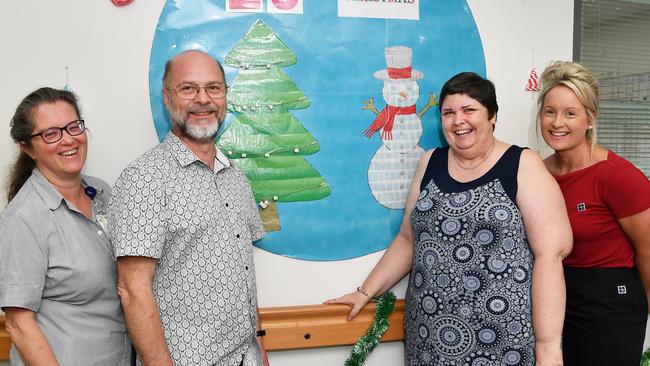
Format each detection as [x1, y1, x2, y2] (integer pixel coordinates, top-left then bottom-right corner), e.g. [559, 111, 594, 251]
[363, 46, 436, 209]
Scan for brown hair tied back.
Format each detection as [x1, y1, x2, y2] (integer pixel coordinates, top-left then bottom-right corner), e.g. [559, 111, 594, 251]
[6, 87, 81, 202]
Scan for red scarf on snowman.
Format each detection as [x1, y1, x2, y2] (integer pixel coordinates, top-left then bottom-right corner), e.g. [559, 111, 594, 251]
[364, 66, 416, 141]
[364, 105, 416, 141]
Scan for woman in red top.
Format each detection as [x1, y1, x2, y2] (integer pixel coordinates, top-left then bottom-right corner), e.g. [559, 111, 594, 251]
[538, 60, 650, 365]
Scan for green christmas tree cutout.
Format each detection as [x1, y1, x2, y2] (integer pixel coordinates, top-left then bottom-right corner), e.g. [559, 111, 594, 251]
[218, 19, 331, 232]
[227, 67, 310, 111]
[225, 19, 297, 69]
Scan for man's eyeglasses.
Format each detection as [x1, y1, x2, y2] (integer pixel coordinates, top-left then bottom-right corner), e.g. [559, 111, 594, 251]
[30, 120, 86, 144]
[167, 82, 228, 100]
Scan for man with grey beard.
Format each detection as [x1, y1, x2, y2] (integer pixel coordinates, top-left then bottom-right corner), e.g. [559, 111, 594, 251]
[109, 50, 269, 366]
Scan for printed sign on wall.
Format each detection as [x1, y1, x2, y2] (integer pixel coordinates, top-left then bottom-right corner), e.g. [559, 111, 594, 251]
[338, 0, 419, 20]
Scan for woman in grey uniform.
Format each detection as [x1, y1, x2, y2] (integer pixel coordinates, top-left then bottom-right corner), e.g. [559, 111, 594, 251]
[0, 87, 131, 365]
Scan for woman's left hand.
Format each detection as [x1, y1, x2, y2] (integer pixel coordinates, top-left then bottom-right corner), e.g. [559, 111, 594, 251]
[324, 291, 372, 320]
[535, 340, 563, 366]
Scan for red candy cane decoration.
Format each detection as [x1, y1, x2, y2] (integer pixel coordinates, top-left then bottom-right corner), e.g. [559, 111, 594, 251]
[525, 67, 540, 91]
[525, 48, 540, 92]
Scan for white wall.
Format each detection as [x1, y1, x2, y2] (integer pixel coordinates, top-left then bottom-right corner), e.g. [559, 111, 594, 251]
[0, 1, 575, 365]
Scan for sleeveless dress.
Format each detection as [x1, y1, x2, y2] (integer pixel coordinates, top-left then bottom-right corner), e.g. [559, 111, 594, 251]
[405, 146, 535, 366]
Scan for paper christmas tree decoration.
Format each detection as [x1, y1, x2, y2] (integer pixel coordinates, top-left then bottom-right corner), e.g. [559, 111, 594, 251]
[218, 19, 331, 231]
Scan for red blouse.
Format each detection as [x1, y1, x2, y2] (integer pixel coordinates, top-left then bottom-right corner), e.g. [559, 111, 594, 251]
[554, 151, 650, 268]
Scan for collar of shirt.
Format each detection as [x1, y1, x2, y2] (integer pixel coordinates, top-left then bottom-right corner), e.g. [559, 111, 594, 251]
[165, 132, 231, 173]
[30, 168, 105, 211]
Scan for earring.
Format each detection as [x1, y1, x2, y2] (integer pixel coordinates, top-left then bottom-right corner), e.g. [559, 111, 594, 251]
[588, 125, 593, 130]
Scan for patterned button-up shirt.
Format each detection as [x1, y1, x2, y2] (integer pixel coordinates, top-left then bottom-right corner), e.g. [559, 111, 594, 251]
[109, 133, 264, 366]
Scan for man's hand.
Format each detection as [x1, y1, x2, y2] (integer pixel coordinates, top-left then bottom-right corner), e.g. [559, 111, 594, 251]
[257, 334, 270, 366]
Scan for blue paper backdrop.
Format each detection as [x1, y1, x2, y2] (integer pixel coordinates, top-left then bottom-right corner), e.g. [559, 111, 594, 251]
[150, 0, 485, 260]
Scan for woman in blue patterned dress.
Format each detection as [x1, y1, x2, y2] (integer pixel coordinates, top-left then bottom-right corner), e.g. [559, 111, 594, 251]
[327, 72, 573, 365]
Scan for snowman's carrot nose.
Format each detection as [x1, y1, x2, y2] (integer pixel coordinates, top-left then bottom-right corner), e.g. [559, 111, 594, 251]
[399, 91, 407, 99]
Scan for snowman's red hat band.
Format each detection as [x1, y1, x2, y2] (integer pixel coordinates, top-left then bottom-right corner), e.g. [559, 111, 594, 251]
[374, 46, 423, 81]
[388, 66, 413, 79]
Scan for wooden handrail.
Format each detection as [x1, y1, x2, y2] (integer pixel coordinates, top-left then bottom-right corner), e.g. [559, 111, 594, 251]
[259, 299, 404, 351]
[0, 300, 405, 360]
[0, 316, 9, 360]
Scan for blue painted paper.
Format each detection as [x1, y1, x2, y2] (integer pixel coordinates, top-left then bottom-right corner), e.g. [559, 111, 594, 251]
[150, 0, 485, 260]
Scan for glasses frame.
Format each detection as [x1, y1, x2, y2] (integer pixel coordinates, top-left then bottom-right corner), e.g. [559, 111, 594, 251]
[167, 82, 228, 100]
[29, 119, 86, 144]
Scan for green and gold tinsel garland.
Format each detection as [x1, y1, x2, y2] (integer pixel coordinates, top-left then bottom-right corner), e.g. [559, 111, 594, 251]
[345, 291, 397, 366]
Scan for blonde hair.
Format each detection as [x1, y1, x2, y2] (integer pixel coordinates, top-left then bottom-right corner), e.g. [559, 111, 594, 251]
[537, 61, 600, 152]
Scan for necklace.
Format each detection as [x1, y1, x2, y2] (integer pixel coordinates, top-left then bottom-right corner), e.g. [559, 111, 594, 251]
[452, 138, 497, 171]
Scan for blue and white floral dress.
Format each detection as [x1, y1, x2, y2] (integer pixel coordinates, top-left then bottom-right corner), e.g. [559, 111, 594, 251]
[405, 146, 535, 366]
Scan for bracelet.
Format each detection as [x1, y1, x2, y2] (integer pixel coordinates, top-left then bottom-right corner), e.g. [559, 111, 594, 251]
[356, 286, 369, 297]
[256, 330, 266, 337]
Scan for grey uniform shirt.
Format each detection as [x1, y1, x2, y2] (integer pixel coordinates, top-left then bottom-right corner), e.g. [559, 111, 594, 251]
[0, 169, 131, 366]
[109, 133, 264, 366]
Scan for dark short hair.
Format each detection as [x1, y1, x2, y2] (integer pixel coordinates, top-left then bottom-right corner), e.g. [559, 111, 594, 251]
[6, 87, 81, 202]
[439, 72, 498, 120]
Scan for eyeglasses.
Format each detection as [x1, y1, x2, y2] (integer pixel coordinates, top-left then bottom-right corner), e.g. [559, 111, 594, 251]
[167, 82, 228, 100]
[30, 119, 86, 144]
